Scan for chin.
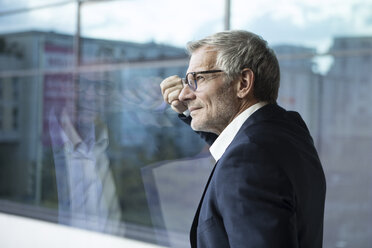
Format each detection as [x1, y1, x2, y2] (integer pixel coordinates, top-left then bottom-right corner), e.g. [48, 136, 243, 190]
[190, 120, 201, 132]
[191, 119, 209, 133]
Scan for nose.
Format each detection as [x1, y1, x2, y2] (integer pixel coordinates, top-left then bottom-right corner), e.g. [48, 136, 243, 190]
[179, 84, 195, 102]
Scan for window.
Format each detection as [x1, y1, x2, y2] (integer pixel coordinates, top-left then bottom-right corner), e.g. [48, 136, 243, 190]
[0, 0, 371, 247]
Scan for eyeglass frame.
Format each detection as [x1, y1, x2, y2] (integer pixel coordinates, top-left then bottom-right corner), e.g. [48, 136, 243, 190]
[183, 69, 224, 91]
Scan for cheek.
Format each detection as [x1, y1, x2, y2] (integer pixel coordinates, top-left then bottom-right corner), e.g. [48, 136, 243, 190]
[212, 89, 236, 114]
[196, 83, 233, 114]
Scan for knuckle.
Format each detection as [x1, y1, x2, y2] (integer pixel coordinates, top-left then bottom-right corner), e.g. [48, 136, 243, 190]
[163, 90, 169, 101]
[160, 76, 182, 98]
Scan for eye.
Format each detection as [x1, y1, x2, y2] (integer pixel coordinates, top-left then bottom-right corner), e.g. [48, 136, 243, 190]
[195, 75, 205, 82]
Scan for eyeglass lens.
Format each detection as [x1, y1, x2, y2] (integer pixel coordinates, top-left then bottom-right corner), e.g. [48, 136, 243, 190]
[186, 73, 196, 90]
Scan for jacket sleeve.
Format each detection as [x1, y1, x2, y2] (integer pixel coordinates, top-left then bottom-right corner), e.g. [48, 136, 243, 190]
[178, 114, 218, 146]
[215, 141, 298, 248]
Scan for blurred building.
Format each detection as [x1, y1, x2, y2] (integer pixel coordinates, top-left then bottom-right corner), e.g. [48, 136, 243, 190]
[321, 36, 372, 247]
[273, 45, 321, 146]
[321, 36, 372, 162]
[0, 30, 189, 204]
[323, 36, 372, 140]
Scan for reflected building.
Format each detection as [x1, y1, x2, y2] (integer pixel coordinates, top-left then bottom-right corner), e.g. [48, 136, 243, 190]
[0, 54, 22, 142]
[0, 34, 40, 200]
[0, 31, 195, 230]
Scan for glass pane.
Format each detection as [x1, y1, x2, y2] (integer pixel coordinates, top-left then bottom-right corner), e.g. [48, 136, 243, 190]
[1, 0, 371, 247]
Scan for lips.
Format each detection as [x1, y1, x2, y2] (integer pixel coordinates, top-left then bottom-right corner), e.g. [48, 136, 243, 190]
[189, 107, 202, 118]
[189, 106, 201, 113]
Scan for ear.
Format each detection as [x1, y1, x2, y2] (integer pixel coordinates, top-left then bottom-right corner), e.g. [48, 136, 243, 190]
[236, 68, 254, 99]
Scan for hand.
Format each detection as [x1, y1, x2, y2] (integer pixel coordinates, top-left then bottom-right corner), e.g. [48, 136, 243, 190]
[160, 75, 187, 114]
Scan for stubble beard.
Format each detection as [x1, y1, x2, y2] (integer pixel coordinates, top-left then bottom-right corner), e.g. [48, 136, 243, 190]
[190, 83, 238, 135]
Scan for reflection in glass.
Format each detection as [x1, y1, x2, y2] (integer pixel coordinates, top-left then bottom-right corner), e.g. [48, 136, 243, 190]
[48, 72, 122, 233]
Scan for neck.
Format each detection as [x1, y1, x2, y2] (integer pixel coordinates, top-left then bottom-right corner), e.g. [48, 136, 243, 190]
[230, 98, 259, 121]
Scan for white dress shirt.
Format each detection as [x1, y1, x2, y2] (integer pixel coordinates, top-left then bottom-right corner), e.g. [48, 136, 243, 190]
[209, 102, 268, 162]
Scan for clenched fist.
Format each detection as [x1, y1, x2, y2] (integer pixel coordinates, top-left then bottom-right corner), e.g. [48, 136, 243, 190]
[160, 75, 187, 114]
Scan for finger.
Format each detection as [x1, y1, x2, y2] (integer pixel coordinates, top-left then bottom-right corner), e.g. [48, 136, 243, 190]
[163, 85, 174, 103]
[163, 84, 183, 103]
[171, 100, 187, 113]
[160, 76, 179, 92]
[167, 88, 182, 103]
[160, 75, 182, 95]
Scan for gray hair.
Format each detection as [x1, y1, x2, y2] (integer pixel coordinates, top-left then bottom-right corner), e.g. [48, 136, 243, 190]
[186, 30, 280, 103]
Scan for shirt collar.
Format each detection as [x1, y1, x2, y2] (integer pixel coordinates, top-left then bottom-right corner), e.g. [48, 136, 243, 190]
[209, 102, 268, 162]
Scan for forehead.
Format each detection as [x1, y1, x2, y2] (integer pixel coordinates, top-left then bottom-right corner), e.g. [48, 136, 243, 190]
[187, 46, 217, 72]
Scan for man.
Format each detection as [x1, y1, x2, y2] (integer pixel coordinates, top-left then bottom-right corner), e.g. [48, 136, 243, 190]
[160, 30, 326, 248]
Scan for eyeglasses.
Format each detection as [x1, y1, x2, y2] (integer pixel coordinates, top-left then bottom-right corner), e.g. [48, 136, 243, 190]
[183, 70, 224, 91]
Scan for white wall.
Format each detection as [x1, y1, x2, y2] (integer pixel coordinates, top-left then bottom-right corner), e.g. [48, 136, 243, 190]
[0, 213, 164, 248]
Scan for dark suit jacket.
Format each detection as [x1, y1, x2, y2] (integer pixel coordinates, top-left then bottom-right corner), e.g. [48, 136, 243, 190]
[181, 103, 326, 248]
